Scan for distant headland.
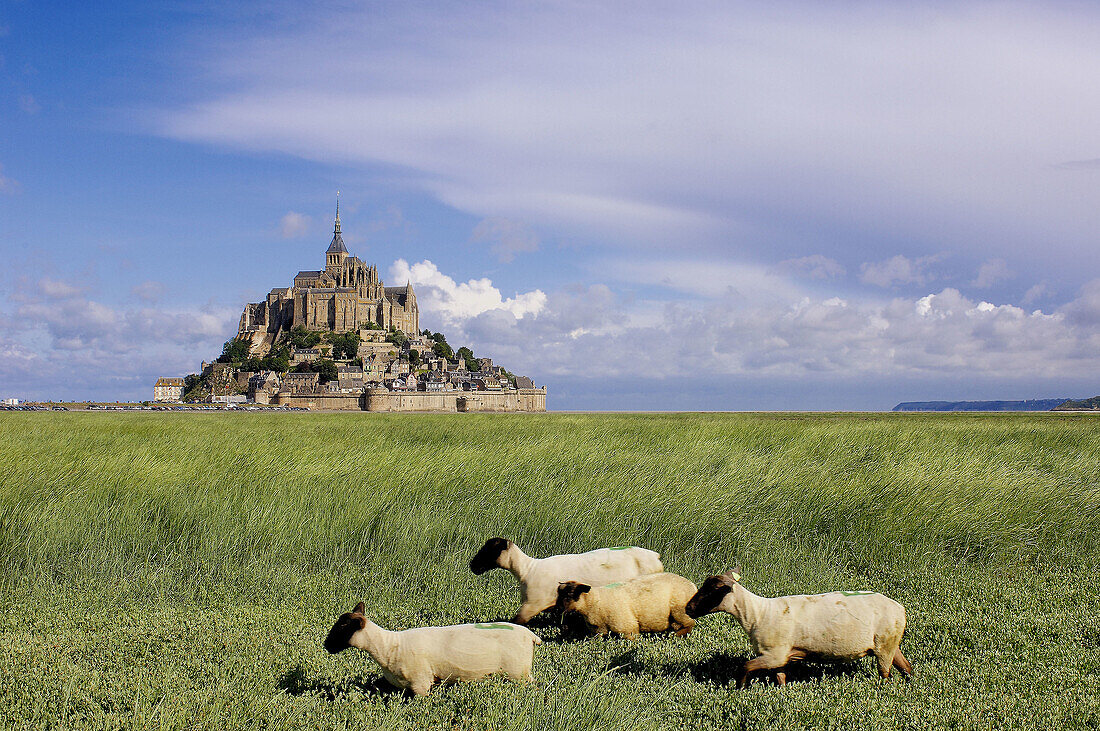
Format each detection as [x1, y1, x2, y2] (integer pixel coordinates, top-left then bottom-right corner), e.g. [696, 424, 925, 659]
[892, 398, 1073, 412]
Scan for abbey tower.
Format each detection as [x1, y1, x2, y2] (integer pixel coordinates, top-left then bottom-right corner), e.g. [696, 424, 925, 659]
[236, 198, 419, 355]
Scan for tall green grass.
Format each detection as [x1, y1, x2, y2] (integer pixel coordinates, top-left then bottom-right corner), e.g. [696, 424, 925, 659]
[1, 413, 1098, 729]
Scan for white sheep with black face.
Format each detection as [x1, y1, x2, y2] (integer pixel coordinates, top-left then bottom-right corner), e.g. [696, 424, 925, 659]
[555, 572, 698, 639]
[324, 602, 542, 696]
[685, 571, 913, 688]
[469, 538, 664, 624]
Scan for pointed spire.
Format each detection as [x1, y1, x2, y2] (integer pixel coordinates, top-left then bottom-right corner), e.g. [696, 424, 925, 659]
[327, 191, 347, 255]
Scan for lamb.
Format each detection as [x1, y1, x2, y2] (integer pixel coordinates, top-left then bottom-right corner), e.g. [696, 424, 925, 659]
[469, 538, 664, 624]
[555, 572, 698, 639]
[324, 602, 542, 696]
[685, 570, 912, 688]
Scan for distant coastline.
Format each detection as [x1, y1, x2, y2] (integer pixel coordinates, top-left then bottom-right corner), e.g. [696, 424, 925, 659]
[892, 399, 1069, 412]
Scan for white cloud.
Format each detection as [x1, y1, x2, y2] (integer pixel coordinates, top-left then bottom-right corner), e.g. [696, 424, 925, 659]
[971, 258, 1012, 289]
[0, 277, 235, 400]
[1022, 282, 1050, 305]
[605, 259, 802, 301]
[389, 259, 546, 328]
[771, 255, 846, 280]
[38, 277, 84, 298]
[471, 217, 539, 262]
[158, 3, 1100, 273]
[384, 260, 1100, 384]
[280, 211, 310, 238]
[131, 280, 166, 303]
[859, 255, 940, 288]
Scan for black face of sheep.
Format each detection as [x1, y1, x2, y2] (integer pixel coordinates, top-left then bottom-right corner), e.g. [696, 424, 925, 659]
[470, 537, 510, 575]
[325, 601, 366, 654]
[554, 581, 592, 612]
[561, 609, 596, 639]
[685, 577, 732, 618]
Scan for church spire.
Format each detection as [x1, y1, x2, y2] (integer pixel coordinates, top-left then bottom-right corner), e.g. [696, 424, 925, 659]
[327, 191, 347, 255]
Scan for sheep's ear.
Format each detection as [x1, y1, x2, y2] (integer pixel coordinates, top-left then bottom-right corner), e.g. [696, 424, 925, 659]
[353, 601, 365, 614]
[722, 568, 741, 584]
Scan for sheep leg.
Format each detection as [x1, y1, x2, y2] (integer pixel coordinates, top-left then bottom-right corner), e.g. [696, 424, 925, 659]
[618, 616, 641, 640]
[738, 653, 789, 689]
[512, 603, 545, 625]
[895, 649, 913, 676]
[775, 649, 806, 686]
[408, 676, 433, 696]
[874, 637, 905, 679]
[892, 649, 913, 678]
[671, 609, 695, 636]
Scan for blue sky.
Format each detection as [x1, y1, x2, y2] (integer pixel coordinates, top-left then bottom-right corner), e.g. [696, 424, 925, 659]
[2, 1, 1099, 408]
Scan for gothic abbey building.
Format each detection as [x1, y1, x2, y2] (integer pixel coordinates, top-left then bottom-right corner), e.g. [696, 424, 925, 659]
[237, 203, 419, 353]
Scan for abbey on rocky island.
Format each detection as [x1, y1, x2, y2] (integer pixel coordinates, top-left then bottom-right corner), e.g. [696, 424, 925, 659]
[207, 197, 545, 412]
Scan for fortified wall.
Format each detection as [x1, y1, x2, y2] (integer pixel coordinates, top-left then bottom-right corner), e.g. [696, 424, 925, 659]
[364, 388, 546, 413]
[270, 388, 546, 412]
[271, 393, 365, 410]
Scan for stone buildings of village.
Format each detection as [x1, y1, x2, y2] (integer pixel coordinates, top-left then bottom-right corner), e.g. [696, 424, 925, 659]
[158, 199, 545, 412]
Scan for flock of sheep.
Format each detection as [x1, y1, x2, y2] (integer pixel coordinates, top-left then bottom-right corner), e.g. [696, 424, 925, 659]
[324, 538, 912, 696]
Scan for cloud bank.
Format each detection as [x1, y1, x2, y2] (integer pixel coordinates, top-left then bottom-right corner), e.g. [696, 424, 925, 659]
[160, 2, 1100, 278]
[0, 277, 234, 400]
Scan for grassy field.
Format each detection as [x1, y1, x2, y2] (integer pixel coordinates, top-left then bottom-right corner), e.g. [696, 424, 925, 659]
[1, 412, 1098, 730]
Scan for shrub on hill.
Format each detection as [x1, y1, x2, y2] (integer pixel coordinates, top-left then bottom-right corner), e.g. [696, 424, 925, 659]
[386, 328, 409, 349]
[218, 337, 251, 364]
[327, 331, 361, 360]
[285, 326, 322, 349]
[432, 340, 454, 360]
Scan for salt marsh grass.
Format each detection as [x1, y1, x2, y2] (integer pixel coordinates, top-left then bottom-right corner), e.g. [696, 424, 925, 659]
[1, 412, 1098, 729]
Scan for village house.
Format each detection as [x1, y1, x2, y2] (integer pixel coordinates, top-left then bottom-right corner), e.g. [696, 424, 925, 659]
[282, 372, 320, 394]
[248, 371, 281, 404]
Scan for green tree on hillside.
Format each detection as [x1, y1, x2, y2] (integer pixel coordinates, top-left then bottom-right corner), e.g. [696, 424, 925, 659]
[432, 341, 453, 360]
[314, 359, 338, 384]
[218, 338, 251, 363]
[456, 346, 478, 371]
[286, 326, 322, 349]
[327, 331, 361, 360]
[386, 328, 409, 349]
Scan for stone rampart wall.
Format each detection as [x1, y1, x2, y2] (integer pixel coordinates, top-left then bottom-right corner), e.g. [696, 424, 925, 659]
[270, 388, 546, 412]
[363, 388, 546, 412]
[272, 393, 364, 410]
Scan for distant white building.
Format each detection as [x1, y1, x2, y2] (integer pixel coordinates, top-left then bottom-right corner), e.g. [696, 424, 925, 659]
[2, 397, 19, 406]
[153, 378, 185, 402]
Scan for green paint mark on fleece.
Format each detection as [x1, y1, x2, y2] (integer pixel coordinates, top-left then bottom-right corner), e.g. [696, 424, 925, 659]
[604, 582, 624, 589]
[609, 546, 634, 551]
[474, 623, 514, 630]
[840, 591, 877, 596]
